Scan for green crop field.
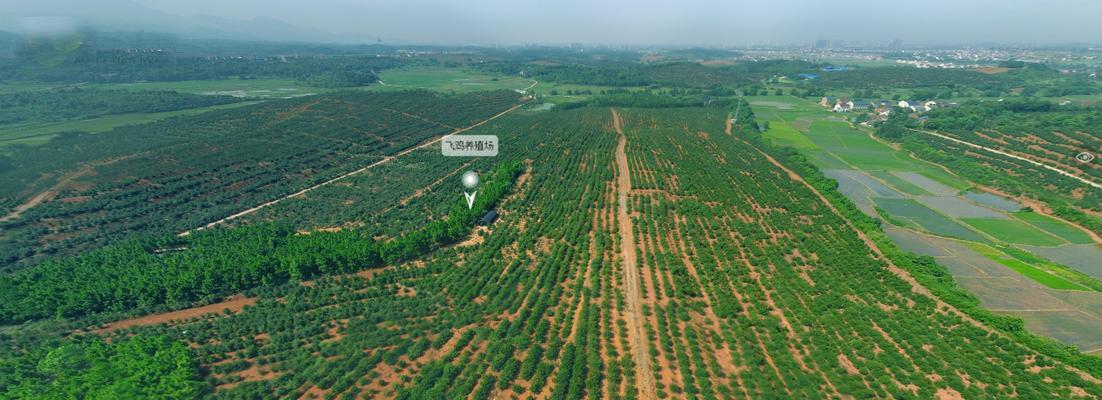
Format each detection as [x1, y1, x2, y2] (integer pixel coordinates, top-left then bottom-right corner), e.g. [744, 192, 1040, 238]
[0, 101, 262, 147]
[962, 218, 1067, 246]
[762, 120, 818, 149]
[1015, 212, 1097, 245]
[868, 170, 932, 195]
[874, 198, 989, 242]
[968, 243, 1086, 290]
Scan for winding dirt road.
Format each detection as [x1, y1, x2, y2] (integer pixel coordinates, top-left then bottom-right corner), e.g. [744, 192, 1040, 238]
[612, 108, 656, 399]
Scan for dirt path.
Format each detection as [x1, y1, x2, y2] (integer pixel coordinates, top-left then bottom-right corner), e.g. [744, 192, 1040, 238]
[1, 154, 137, 222]
[611, 108, 656, 400]
[909, 128, 1102, 190]
[0, 189, 57, 223]
[93, 295, 257, 333]
[181, 101, 527, 235]
[725, 112, 733, 135]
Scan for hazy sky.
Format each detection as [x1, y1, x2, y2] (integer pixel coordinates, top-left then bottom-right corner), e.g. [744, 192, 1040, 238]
[18, 0, 1102, 45]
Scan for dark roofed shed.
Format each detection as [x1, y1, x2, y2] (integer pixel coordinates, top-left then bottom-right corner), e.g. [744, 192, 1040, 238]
[480, 210, 499, 225]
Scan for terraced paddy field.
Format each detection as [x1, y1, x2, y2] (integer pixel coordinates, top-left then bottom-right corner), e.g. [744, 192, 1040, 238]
[1023, 244, 1102, 281]
[962, 218, 1067, 246]
[755, 95, 1102, 353]
[885, 226, 1102, 352]
[873, 198, 988, 243]
[1015, 212, 1098, 245]
[964, 191, 1024, 211]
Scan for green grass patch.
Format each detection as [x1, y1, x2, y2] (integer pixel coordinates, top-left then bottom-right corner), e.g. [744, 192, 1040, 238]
[967, 243, 1090, 290]
[1014, 212, 1096, 245]
[961, 218, 1066, 246]
[801, 120, 917, 170]
[808, 152, 852, 170]
[916, 169, 971, 191]
[0, 101, 262, 147]
[836, 151, 921, 171]
[1000, 245, 1102, 291]
[763, 121, 818, 150]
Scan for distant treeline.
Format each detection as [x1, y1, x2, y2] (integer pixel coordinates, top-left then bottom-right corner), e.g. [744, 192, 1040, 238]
[476, 60, 821, 88]
[924, 98, 1102, 133]
[2, 55, 396, 87]
[556, 91, 742, 110]
[0, 33, 416, 87]
[805, 65, 1100, 98]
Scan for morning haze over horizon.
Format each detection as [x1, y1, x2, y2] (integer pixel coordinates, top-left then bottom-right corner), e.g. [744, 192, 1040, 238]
[4, 0, 1102, 46]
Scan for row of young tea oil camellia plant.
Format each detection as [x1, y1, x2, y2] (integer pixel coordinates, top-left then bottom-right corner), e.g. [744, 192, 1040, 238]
[0, 161, 522, 323]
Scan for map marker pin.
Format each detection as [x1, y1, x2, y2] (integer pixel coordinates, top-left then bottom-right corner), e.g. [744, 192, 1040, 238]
[461, 171, 479, 209]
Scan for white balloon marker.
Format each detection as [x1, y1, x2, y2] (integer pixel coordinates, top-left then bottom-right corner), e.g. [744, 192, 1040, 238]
[461, 171, 479, 209]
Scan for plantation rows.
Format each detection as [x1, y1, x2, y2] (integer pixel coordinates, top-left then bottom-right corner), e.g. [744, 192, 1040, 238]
[48, 108, 624, 399]
[0, 90, 522, 270]
[234, 132, 499, 239]
[7, 106, 1092, 399]
[614, 107, 1100, 398]
[922, 101, 1102, 184]
[0, 158, 520, 323]
[902, 128, 1102, 214]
